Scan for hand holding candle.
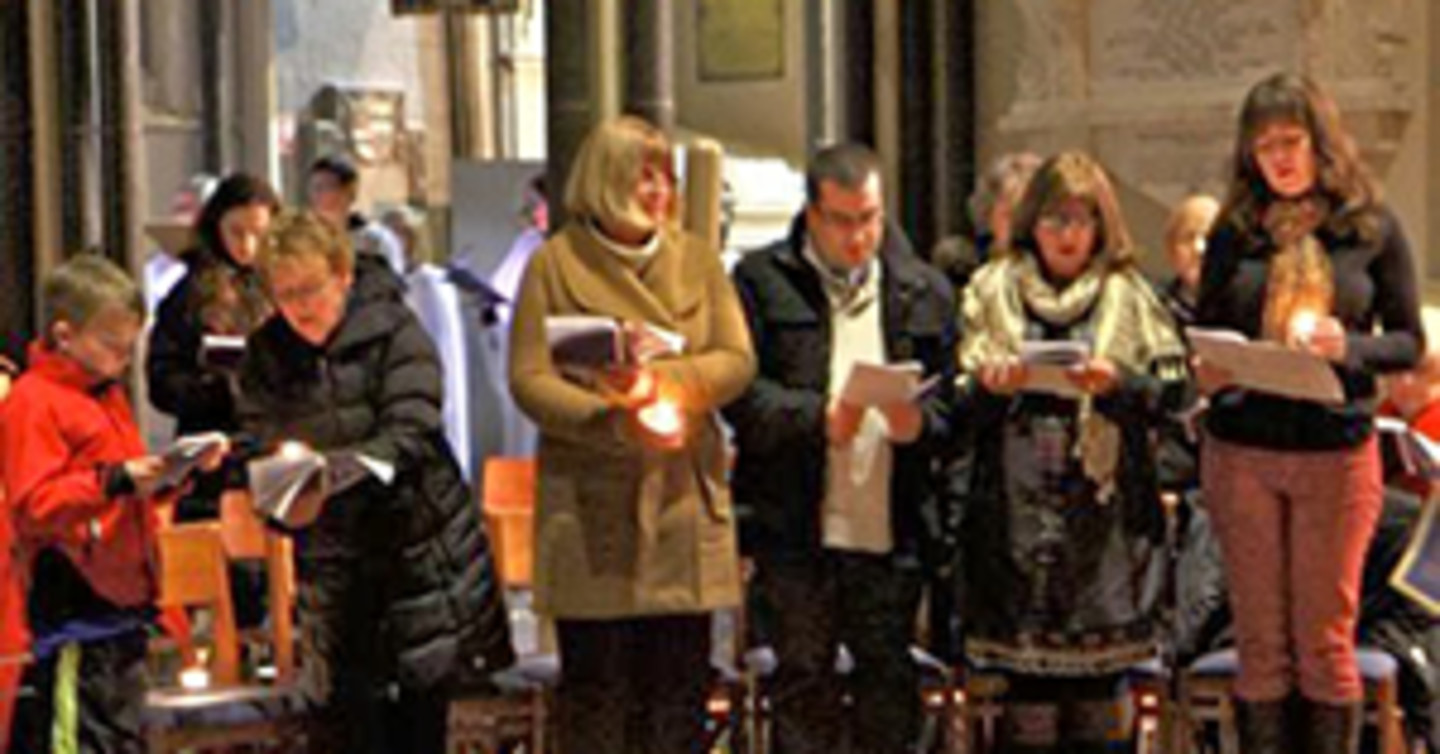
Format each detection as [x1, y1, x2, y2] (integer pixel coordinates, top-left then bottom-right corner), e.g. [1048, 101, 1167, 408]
[1287, 309, 1346, 362]
[635, 393, 686, 450]
[610, 368, 686, 450]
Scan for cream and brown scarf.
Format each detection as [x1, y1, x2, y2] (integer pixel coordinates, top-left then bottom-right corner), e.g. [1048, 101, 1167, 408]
[959, 254, 1185, 500]
[1260, 199, 1333, 343]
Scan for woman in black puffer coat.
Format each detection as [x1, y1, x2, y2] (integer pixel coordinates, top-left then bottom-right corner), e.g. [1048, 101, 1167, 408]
[237, 210, 513, 753]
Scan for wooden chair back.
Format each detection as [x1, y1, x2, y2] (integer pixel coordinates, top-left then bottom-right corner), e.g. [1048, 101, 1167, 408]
[219, 491, 296, 683]
[156, 523, 240, 686]
[482, 457, 537, 587]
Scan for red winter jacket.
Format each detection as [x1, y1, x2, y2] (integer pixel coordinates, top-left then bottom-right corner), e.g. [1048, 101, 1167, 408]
[0, 361, 20, 749]
[0, 342, 161, 622]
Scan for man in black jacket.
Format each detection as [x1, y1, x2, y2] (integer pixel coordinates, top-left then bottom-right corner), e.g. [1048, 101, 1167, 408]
[723, 144, 956, 754]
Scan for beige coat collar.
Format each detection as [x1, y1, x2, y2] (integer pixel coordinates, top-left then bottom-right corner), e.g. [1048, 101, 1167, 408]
[550, 223, 703, 330]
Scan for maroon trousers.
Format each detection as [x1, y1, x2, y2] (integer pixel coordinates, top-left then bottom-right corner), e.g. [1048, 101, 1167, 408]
[1203, 435, 1383, 703]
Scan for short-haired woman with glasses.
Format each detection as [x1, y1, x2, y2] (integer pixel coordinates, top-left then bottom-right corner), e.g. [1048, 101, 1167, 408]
[507, 116, 756, 753]
[953, 151, 1188, 753]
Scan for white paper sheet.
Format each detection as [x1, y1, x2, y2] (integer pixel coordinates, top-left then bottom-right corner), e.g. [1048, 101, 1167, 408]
[839, 361, 924, 407]
[1187, 327, 1344, 404]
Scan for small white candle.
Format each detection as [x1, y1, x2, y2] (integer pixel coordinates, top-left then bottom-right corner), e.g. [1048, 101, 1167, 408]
[179, 665, 211, 691]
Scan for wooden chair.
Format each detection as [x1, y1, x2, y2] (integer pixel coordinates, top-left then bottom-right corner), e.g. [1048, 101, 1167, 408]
[145, 519, 306, 752]
[154, 523, 241, 685]
[482, 456, 537, 588]
[218, 491, 297, 683]
[1175, 647, 1407, 754]
[448, 456, 550, 753]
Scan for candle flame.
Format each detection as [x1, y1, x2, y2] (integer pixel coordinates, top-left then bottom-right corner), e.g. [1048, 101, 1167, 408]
[1290, 309, 1320, 343]
[638, 397, 684, 438]
[278, 440, 309, 460]
[179, 665, 211, 691]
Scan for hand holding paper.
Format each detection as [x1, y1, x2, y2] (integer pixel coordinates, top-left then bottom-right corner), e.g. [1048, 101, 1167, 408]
[247, 442, 396, 529]
[977, 357, 1027, 395]
[838, 361, 925, 407]
[1064, 356, 1119, 397]
[124, 456, 168, 499]
[1018, 340, 1091, 398]
[1186, 327, 1343, 404]
[155, 431, 231, 492]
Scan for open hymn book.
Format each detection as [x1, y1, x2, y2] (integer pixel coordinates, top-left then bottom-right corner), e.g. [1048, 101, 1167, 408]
[199, 334, 246, 371]
[545, 315, 686, 372]
[1186, 327, 1344, 404]
[155, 432, 230, 492]
[247, 443, 396, 529]
[1018, 340, 1091, 398]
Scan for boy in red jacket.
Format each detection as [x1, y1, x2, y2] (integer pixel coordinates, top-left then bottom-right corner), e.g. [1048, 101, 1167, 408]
[0, 256, 218, 752]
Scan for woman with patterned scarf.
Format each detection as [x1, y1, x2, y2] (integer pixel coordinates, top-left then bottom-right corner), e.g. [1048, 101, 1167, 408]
[1195, 73, 1425, 754]
[953, 151, 1188, 753]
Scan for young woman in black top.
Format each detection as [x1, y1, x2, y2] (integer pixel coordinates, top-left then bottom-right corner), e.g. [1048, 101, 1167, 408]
[1195, 72, 1425, 754]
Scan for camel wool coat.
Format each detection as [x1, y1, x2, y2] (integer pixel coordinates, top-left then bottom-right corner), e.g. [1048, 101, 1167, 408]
[508, 222, 756, 619]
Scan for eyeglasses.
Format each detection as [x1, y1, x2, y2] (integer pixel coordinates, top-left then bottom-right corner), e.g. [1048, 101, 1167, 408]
[1037, 212, 1097, 232]
[270, 277, 336, 307]
[814, 205, 883, 231]
[1253, 131, 1311, 158]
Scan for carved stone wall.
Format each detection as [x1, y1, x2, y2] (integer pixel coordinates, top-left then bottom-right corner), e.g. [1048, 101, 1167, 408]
[979, 0, 1430, 279]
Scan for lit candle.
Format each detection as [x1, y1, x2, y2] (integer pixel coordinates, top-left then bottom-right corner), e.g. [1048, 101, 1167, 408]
[1289, 309, 1320, 345]
[637, 397, 684, 440]
[179, 665, 211, 691]
[277, 440, 309, 459]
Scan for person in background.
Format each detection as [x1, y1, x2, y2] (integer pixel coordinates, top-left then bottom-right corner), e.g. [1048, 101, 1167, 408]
[487, 173, 550, 323]
[147, 173, 279, 520]
[724, 142, 956, 754]
[954, 151, 1187, 753]
[239, 211, 512, 753]
[1, 256, 225, 752]
[380, 205, 423, 273]
[144, 173, 218, 313]
[307, 155, 408, 278]
[508, 116, 755, 753]
[1158, 193, 1221, 328]
[1196, 72, 1425, 753]
[932, 152, 1043, 292]
[1380, 310, 1440, 445]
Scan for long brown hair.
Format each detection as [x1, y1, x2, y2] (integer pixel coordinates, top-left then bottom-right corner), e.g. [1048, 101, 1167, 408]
[1008, 151, 1137, 272]
[1218, 73, 1379, 245]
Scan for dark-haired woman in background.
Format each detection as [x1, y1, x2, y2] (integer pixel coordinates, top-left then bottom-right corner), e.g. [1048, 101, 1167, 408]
[1196, 73, 1425, 754]
[147, 172, 280, 524]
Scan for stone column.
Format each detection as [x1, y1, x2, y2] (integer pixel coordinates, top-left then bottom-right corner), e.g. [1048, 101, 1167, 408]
[933, 0, 975, 244]
[235, 0, 277, 182]
[842, 1, 874, 147]
[96, 0, 148, 271]
[804, 0, 841, 151]
[545, 1, 594, 229]
[898, 0, 935, 255]
[56, 0, 94, 255]
[1, 0, 38, 358]
[621, 0, 673, 131]
[198, 0, 223, 172]
[873, 0, 901, 214]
